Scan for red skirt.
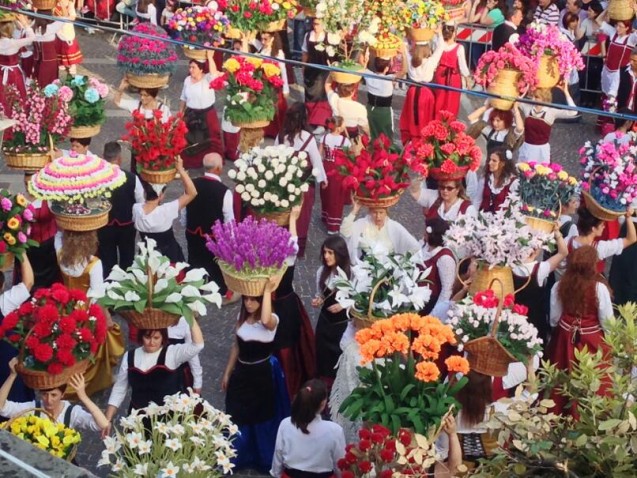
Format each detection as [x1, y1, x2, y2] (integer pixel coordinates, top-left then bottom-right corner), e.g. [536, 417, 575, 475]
[399, 85, 434, 145]
[433, 71, 461, 119]
[264, 91, 288, 139]
[223, 130, 239, 162]
[320, 161, 347, 233]
[34, 41, 58, 87]
[297, 185, 315, 257]
[0, 54, 26, 108]
[55, 38, 83, 66]
[86, 0, 115, 20]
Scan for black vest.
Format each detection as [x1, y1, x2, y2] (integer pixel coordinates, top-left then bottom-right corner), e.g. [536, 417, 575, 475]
[107, 171, 136, 225]
[492, 23, 516, 52]
[186, 176, 228, 236]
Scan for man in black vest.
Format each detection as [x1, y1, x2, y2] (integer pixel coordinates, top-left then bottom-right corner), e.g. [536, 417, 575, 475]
[184, 152, 238, 305]
[617, 48, 637, 114]
[492, 8, 524, 51]
[98, 142, 143, 279]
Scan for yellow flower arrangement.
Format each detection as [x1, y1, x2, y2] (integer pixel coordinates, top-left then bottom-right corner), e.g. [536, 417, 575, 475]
[246, 57, 264, 69]
[518, 161, 580, 220]
[9, 414, 81, 460]
[223, 58, 241, 74]
[261, 62, 281, 78]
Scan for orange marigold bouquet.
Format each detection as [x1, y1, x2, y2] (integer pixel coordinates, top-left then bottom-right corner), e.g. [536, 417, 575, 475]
[339, 313, 469, 435]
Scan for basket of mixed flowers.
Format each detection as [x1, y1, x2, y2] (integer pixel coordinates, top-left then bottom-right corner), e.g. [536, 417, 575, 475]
[403, 0, 448, 42]
[0, 190, 38, 272]
[53, 75, 109, 139]
[168, 4, 229, 60]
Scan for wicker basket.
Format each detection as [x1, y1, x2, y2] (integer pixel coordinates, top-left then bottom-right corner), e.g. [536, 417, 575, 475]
[120, 308, 180, 329]
[457, 260, 531, 302]
[53, 207, 111, 232]
[16, 359, 89, 391]
[140, 167, 177, 184]
[537, 54, 560, 89]
[68, 124, 101, 139]
[371, 46, 398, 59]
[32, 0, 56, 9]
[262, 19, 286, 32]
[3, 151, 51, 170]
[219, 262, 286, 296]
[355, 190, 404, 209]
[0, 252, 14, 272]
[249, 209, 291, 226]
[408, 28, 436, 43]
[183, 47, 208, 61]
[332, 68, 363, 85]
[231, 119, 271, 129]
[609, 0, 635, 21]
[582, 190, 623, 221]
[126, 73, 170, 89]
[487, 68, 520, 111]
[524, 215, 556, 234]
[348, 278, 390, 329]
[429, 165, 470, 181]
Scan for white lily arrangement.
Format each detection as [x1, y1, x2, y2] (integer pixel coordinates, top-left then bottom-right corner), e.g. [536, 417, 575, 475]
[228, 145, 314, 213]
[334, 247, 432, 319]
[98, 391, 238, 477]
[89, 239, 222, 325]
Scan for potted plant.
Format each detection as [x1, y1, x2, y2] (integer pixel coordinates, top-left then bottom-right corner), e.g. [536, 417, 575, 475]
[117, 23, 179, 89]
[0, 190, 38, 271]
[2, 83, 72, 170]
[228, 145, 314, 225]
[122, 111, 188, 184]
[0, 283, 107, 389]
[474, 43, 538, 110]
[340, 313, 469, 434]
[8, 413, 81, 461]
[210, 55, 284, 151]
[98, 391, 238, 476]
[403, 0, 448, 42]
[52, 75, 109, 139]
[89, 238, 222, 329]
[206, 216, 297, 296]
[517, 22, 585, 89]
[27, 151, 126, 231]
[448, 290, 543, 376]
[517, 161, 580, 233]
[579, 138, 637, 220]
[333, 250, 432, 325]
[402, 111, 482, 182]
[168, 4, 229, 60]
[334, 134, 426, 208]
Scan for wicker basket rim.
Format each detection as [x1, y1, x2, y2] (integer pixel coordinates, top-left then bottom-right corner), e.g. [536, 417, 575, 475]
[52, 205, 111, 218]
[218, 261, 286, 280]
[582, 189, 624, 218]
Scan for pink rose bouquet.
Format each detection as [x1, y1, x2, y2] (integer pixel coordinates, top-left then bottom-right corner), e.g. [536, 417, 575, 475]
[474, 43, 538, 93]
[117, 24, 178, 76]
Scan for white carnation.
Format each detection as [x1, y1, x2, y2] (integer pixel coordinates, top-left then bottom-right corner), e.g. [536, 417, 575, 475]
[258, 179, 266, 188]
[235, 184, 245, 193]
[241, 192, 250, 201]
[236, 171, 246, 181]
[281, 199, 289, 208]
[287, 184, 295, 193]
[227, 170, 237, 179]
[245, 183, 255, 192]
[264, 170, 274, 180]
[300, 184, 309, 192]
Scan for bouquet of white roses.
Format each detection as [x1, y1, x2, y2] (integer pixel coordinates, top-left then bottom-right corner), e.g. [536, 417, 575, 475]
[98, 391, 238, 477]
[334, 247, 432, 320]
[228, 145, 314, 214]
[89, 238, 222, 325]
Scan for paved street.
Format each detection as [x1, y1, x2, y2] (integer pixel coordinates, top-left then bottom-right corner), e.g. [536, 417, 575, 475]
[1, 28, 600, 477]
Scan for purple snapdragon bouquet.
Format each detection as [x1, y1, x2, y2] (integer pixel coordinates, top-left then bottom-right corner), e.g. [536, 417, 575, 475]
[206, 216, 297, 278]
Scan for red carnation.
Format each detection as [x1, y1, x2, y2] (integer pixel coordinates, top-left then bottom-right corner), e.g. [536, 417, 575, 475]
[17, 301, 33, 316]
[59, 316, 77, 334]
[358, 439, 372, 451]
[51, 287, 70, 305]
[503, 294, 515, 307]
[78, 327, 94, 343]
[68, 289, 88, 303]
[8, 334, 20, 343]
[33, 343, 54, 362]
[440, 159, 459, 174]
[2, 311, 19, 330]
[371, 432, 385, 444]
[380, 448, 394, 462]
[380, 471, 393, 478]
[47, 362, 64, 375]
[449, 120, 466, 133]
[344, 451, 357, 464]
[56, 349, 76, 367]
[358, 428, 371, 440]
[69, 309, 89, 323]
[56, 333, 77, 350]
[36, 304, 59, 324]
[513, 303, 529, 315]
[439, 110, 455, 121]
[398, 430, 411, 446]
[359, 461, 372, 473]
[341, 472, 354, 478]
[440, 143, 456, 155]
[33, 321, 52, 338]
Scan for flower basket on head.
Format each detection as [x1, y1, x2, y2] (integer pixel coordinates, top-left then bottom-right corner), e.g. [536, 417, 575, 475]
[579, 138, 637, 220]
[168, 4, 229, 59]
[2, 84, 71, 169]
[334, 134, 423, 208]
[441, 0, 467, 20]
[403, 111, 482, 181]
[32, 0, 56, 9]
[474, 43, 538, 110]
[90, 238, 222, 328]
[0, 189, 38, 271]
[55, 75, 109, 139]
[517, 161, 579, 233]
[206, 217, 297, 296]
[117, 24, 178, 88]
[403, 0, 448, 42]
[371, 32, 402, 59]
[0, 284, 107, 389]
[228, 145, 315, 222]
[28, 151, 126, 231]
[609, 0, 635, 20]
[123, 111, 187, 184]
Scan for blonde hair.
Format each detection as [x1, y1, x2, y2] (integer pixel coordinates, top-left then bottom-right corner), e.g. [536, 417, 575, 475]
[0, 22, 14, 39]
[533, 87, 552, 104]
[59, 230, 98, 268]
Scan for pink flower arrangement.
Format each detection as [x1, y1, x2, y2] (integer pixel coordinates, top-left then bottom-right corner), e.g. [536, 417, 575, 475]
[517, 22, 584, 78]
[579, 138, 637, 212]
[518, 162, 580, 219]
[2, 84, 72, 154]
[225, 0, 297, 32]
[474, 43, 538, 93]
[117, 24, 178, 76]
[168, 4, 230, 47]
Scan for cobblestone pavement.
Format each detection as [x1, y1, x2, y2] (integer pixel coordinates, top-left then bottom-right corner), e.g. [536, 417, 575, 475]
[1, 30, 600, 477]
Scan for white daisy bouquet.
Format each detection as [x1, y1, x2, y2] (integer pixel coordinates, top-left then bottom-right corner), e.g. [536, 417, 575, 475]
[98, 391, 238, 477]
[334, 246, 432, 320]
[89, 238, 222, 325]
[228, 145, 314, 214]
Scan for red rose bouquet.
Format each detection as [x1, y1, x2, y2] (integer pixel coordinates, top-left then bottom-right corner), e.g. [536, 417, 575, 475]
[0, 284, 107, 382]
[403, 110, 481, 181]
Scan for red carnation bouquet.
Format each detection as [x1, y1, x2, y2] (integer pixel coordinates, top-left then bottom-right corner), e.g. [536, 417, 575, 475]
[123, 111, 188, 172]
[403, 110, 482, 181]
[0, 284, 107, 377]
[333, 134, 428, 203]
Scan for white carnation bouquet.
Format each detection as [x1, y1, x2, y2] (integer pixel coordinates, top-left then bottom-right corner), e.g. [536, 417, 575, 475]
[228, 145, 315, 213]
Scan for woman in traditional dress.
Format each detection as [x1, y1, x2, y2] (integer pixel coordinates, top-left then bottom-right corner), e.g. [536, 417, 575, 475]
[179, 52, 223, 169]
[467, 101, 525, 158]
[135, 0, 158, 24]
[259, 30, 289, 139]
[55, 231, 124, 398]
[275, 102, 327, 257]
[33, 12, 64, 87]
[410, 176, 476, 224]
[133, 156, 197, 263]
[596, 11, 637, 102]
[106, 322, 204, 417]
[0, 14, 33, 108]
[548, 245, 613, 416]
[325, 78, 370, 139]
[399, 36, 444, 145]
[221, 278, 289, 473]
[301, 18, 334, 128]
[467, 148, 518, 213]
[54, 0, 83, 76]
[312, 236, 352, 389]
[433, 22, 471, 119]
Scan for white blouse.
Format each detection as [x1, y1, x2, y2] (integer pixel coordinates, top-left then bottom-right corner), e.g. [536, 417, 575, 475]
[406, 38, 445, 83]
[136, 4, 158, 25]
[275, 131, 327, 184]
[420, 246, 456, 316]
[327, 91, 369, 130]
[133, 199, 179, 233]
[180, 73, 216, 109]
[119, 97, 171, 123]
[236, 314, 279, 343]
[549, 282, 613, 331]
[416, 187, 477, 221]
[0, 400, 100, 432]
[3, 27, 34, 55]
[34, 22, 64, 42]
[168, 317, 203, 389]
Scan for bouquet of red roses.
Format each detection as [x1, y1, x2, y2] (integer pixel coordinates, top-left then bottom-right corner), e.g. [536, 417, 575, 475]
[0, 284, 107, 386]
[403, 110, 481, 181]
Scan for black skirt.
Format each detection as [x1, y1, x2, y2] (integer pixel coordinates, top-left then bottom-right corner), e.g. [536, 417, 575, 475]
[226, 359, 275, 425]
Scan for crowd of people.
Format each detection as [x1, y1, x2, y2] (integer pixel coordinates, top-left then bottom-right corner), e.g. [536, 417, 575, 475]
[1, 0, 637, 476]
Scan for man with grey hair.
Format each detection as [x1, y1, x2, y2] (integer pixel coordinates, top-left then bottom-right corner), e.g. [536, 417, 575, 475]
[184, 152, 238, 305]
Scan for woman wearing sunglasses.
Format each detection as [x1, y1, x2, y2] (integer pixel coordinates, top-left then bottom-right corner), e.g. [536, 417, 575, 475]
[409, 177, 476, 224]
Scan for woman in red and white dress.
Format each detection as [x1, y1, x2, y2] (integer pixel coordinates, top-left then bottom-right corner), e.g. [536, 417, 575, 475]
[54, 0, 83, 75]
[259, 30, 289, 139]
[597, 10, 637, 102]
[33, 12, 64, 87]
[410, 176, 476, 224]
[0, 14, 33, 108]
[467, 148, 518, 213]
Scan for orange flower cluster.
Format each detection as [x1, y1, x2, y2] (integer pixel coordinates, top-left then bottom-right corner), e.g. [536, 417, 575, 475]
[356, 313, 461, 378]
[445, 356, 470, 375]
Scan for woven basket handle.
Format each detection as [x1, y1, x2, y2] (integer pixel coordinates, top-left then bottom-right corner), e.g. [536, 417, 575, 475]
[455, 257, 471, 289]
[487, 278, 505, 339]
[146, 264, 154, 309]
[17, 326, 34, 365]
[367, 277, 389, 317]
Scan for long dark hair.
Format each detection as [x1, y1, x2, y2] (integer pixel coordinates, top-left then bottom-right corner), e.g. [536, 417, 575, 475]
[455, 370, 493, 427]
[238, 296, 263, 325]
[576, 205, 603, 236]
[483, 147, 517, 185]
[291, 379, 327, 434]
[319, 236, 351, 291]
[279, 102, 309, 145]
